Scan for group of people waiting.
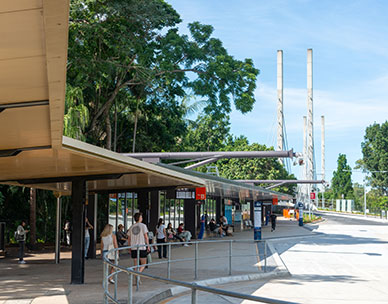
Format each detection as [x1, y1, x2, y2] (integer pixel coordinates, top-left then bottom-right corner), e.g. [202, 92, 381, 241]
[208, 215, 232, 237]
[101, 212, 192, 284]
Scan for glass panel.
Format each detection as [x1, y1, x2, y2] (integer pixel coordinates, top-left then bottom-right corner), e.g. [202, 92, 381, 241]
[117, 193, 125, 228]
[108, 194, 117, 229]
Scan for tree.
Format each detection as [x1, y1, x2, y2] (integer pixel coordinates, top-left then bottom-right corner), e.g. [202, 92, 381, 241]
[360, 122, 388, 195]
[331, 154, 353, 199]
[183, 114, 231, 152]
[67, 0, 259, 150]
[215, 136, 296, 195]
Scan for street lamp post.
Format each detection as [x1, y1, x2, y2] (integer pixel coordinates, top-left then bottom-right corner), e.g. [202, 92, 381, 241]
[364, 180, 367, 217]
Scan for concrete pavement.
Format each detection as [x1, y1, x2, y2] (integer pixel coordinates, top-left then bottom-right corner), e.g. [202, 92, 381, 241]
[0, 217, 314, 304]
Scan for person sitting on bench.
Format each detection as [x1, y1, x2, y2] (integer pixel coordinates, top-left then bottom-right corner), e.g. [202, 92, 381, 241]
[177, 223, 192, 243]
[166, 223, 187, 246]
[116, 224, 128, 247]
[209, 218, 224, 237]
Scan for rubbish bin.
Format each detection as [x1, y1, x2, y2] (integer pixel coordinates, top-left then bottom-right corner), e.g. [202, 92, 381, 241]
[0, 222, 5, 252]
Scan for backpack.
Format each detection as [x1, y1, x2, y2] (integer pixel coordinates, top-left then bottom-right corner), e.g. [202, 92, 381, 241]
[14, 229, 24, 241]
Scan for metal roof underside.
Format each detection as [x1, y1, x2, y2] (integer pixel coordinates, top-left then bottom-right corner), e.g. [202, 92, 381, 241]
[0, 0, 294, 201]
[157, 164, 293, 202]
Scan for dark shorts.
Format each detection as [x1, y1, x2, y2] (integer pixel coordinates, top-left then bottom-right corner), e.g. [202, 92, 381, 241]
[131, 249, 148, 259]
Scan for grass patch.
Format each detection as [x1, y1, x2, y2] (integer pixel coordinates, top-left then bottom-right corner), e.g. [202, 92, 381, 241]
[303, 214, 322, 224]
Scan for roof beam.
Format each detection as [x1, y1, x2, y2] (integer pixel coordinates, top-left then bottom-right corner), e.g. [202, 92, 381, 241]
[13, 173, 129, 185]
[0, 145, 51, 158]
[124, 150, 295, 161]
[0, 100, 49, 113]
[236, 179, 326, 184]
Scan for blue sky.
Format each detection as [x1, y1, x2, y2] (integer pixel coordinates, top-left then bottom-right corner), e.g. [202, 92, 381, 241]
[167, 0, 388, 184]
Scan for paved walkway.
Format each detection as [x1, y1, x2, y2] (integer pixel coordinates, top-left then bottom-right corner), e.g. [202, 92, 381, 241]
[0, 217, 315, 304]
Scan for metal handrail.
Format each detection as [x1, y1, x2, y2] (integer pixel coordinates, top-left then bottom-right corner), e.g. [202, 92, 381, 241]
[103, 239, 297, 304]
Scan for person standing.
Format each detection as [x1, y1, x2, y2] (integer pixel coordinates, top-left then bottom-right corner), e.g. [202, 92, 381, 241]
[155, 218, 167, 259]
[64, 220, 71, 246]
[85, 217, 93, 258]
[265, 210, 270, 226]
[270, 213, 277, 232]
[101, 224, 118, 284]
[16, 221, 28, 264]
[127, 212, 150, 276]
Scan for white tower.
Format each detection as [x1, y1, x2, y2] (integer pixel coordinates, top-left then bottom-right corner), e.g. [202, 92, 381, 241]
[321, 115, 325, 208]
[306, 49, 314, 215]
[307, 49, 314, 182]
[277, 50, 284, 163]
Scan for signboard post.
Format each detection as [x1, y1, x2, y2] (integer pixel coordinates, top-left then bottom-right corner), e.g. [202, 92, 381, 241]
[297, 202, 304, 226]
[254, 201, 262, 240]
[195, 187, 206, 200]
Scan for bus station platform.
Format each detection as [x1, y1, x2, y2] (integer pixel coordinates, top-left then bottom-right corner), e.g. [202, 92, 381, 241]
[0, 218, 316, 304]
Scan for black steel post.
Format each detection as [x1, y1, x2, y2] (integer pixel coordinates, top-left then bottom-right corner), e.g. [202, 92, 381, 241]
[216, 197, 221, 222]
[149, 191, 160, 233]
[184, 199, 196, 238]
[87, 194, 97, 259]
[124, 192, 128, 233]
[71, 179, 86, 284]
[137, 192, 149, 227]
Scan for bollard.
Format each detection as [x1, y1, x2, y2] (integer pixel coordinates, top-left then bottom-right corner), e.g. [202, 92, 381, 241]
[128, 273, 133, 304]
[264, 241, 267, 272]
[228, 240, 232, 275]
[114, 252, 118, 300]
[136, 247, 140, 291]
[167, 243, 171, 279]
[194, 242, 198, 280]
[103, 261, 109, 304]
[191, 286, 197, 304]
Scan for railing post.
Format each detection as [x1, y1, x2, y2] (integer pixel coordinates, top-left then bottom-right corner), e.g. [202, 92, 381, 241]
[228, 240, 232, 276]
[114, 251, 118, 300]
[136, 247, 140, 291]
[103, 260, 108, 304]
[167, 243, 171, 279]
[194, 242, 198, 280]
[191, 285, 197, 304]
[128, 273, 133, 304]
[264, 241, 267, 272]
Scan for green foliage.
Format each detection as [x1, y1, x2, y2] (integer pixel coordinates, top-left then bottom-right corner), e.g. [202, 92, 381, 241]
[183, 114, 230, 152]
[0, 185, 30, 241]
[215, 136, 296, 195]
[331, 154, 353, 199]
[67, 0, 259, 150]
[64, 85, 89, 140]
[360, 122, 388, 195]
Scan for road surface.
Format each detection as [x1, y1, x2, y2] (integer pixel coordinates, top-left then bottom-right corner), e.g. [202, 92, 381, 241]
[166, 212, 388, 303]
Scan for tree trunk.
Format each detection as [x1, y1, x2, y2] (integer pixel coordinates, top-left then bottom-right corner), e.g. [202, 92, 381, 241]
[132, 98, 140, 153]
[113, 100, 118, 152]
[29, 188, 36, 247]
[105, 108, 112, 150]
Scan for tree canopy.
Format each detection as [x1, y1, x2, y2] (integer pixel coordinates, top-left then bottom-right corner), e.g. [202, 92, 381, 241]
[331, 154, 353, 199]
[67, 0, 259, 151]
[360, 121, 388, 195]
[216, 136, 296, 195]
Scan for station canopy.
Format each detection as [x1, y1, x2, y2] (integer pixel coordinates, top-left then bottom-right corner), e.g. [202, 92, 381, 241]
[0, 0, 293, 202]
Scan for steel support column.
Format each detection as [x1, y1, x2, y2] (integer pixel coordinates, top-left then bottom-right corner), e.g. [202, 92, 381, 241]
[184, 199, 197, 239]
[71, 179, 86, 284]
[149, 191, 160, 233]
[137, 192, 149, 227]
[87, 194, 97, 259]
[55, 194, 61, 264]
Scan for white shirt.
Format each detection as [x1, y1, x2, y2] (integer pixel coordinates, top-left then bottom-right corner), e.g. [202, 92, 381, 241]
[128, 222, 148, 250]
[102, 234, 113, 251]
[156, 224, 166, 239]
